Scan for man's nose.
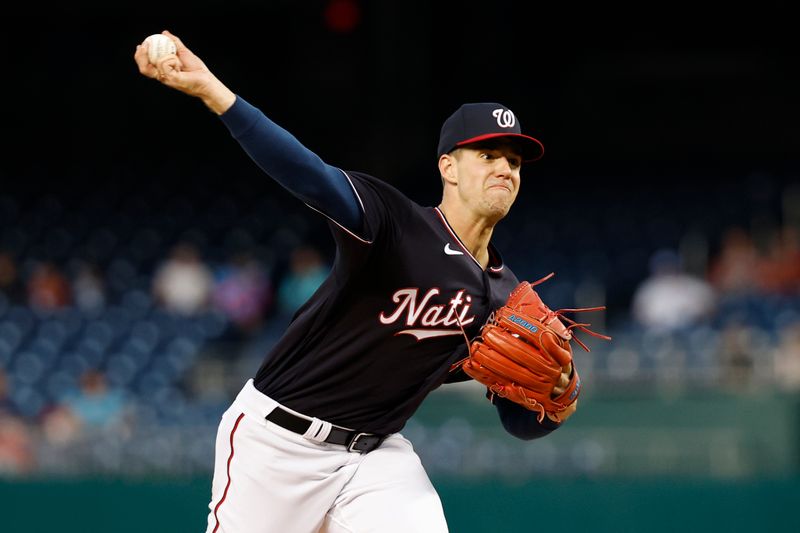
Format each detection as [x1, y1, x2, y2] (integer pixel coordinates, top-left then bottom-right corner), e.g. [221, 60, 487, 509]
[495, 157, 513, 174]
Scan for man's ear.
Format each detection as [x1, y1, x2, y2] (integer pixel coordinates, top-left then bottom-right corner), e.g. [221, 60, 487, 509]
[438, 153, 458, 185]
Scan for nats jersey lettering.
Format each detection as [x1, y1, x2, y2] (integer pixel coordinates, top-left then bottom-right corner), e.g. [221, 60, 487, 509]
[379, 288, 475, 339]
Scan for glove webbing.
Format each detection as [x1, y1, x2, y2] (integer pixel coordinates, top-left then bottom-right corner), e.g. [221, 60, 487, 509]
[529, 272, 612, 352]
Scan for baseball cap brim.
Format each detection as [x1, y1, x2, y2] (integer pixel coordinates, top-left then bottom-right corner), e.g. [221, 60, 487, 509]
[455, 133, 545, 162]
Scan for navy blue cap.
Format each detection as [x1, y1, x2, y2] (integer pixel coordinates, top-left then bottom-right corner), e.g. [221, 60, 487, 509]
[437, 102, 544, 162]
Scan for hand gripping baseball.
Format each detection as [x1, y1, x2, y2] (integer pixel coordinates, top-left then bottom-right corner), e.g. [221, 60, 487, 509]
[134, 30, 236, 115]
[455, 273, 611, 423]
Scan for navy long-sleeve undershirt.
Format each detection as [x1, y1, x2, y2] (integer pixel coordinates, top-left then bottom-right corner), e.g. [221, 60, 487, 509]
[219, 95, 363, 233]
[495, 397, 559, 440]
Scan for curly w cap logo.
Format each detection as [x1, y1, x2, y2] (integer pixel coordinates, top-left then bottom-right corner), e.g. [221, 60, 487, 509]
[492, 108, 516, 128]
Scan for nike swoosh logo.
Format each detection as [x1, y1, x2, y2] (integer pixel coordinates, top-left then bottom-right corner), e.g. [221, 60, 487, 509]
[444, 243, 464, 256]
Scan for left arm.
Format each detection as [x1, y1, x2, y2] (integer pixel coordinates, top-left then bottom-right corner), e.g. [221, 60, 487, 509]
[495, 363, 578, 439]
[494, 396, 561, 440]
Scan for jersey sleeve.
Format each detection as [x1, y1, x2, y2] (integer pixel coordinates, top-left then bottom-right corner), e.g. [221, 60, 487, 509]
[330, 171, 415, 246]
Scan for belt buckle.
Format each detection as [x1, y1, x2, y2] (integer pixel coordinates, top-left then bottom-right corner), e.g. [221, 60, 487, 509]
[347, 432, 384, 453]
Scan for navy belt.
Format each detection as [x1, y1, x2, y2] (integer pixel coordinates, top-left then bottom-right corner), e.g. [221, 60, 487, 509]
[265, 406, 386, 454]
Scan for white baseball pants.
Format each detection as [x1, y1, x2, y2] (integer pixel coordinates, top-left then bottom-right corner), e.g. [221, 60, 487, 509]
[205, 379, 449, 533]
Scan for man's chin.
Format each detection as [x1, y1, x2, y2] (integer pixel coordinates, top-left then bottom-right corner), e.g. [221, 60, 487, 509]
[483, 202, 512, 223]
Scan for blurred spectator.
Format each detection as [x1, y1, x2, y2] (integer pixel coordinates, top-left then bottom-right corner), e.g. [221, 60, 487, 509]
[773, 321, 800, 391]
[0, 250, 24, 303]
[152, 241, 214, 315]
[212, 252, 273, 336]
[708, 226, 760, 295]
[0, 369, 35, 474]
[276, 245, 329, 317]
[717, 322, 757, 390]
[60, 369, 131, 431]
[39, 404, 83, 447]
[0, 414, 35, 474]
[70, 259, 107, 311]
[756, 225, 800, 295]
[631, 248, 717, 333]
[26, 260, 71, 312]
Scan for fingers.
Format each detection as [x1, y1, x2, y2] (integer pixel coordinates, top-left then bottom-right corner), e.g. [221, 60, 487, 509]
[134, 36, 184, 84]
[546, 399, 578, 424]
[134, 42, 159, 80]
[155, 54, 184, 81]
[156, 30, 206, 75]
[162, 30, 188, 53]
[550, 363, 572, 396]
[551, 371, 569, 396]
[559, 399, 578, 420]
[134, 31, 182, 81]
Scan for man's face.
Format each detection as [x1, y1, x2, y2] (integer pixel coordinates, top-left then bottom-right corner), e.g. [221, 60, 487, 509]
[449, 139, 523, 221]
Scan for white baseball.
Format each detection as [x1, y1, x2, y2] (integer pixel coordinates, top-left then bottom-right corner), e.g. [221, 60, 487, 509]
[144, 34, 177, 65]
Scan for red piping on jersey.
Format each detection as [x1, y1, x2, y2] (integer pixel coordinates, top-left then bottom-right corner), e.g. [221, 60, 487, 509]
[213, 412, 245, 533]
[433, 207, 504, 272]
[487, 248, 503, 273]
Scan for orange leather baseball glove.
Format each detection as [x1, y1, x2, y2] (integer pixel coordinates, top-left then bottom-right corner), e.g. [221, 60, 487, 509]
[455, 273, 610, 423]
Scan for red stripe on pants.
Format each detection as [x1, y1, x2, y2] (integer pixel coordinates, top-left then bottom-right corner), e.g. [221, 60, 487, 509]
[213, 412, 246, 533]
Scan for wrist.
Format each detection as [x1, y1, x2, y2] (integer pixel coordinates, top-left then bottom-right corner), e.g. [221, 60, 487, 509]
[200, 78, 237, 115]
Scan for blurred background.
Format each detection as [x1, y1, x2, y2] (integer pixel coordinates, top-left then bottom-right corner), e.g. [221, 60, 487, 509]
[1, 2, 799, 532]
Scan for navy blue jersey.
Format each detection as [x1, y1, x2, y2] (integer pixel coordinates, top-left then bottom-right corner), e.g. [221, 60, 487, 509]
[254, 171, 520, 435]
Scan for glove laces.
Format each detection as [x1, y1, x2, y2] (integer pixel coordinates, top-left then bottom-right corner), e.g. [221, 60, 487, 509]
[531, 272, 612, 352]
[449, 311, 475, 372]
